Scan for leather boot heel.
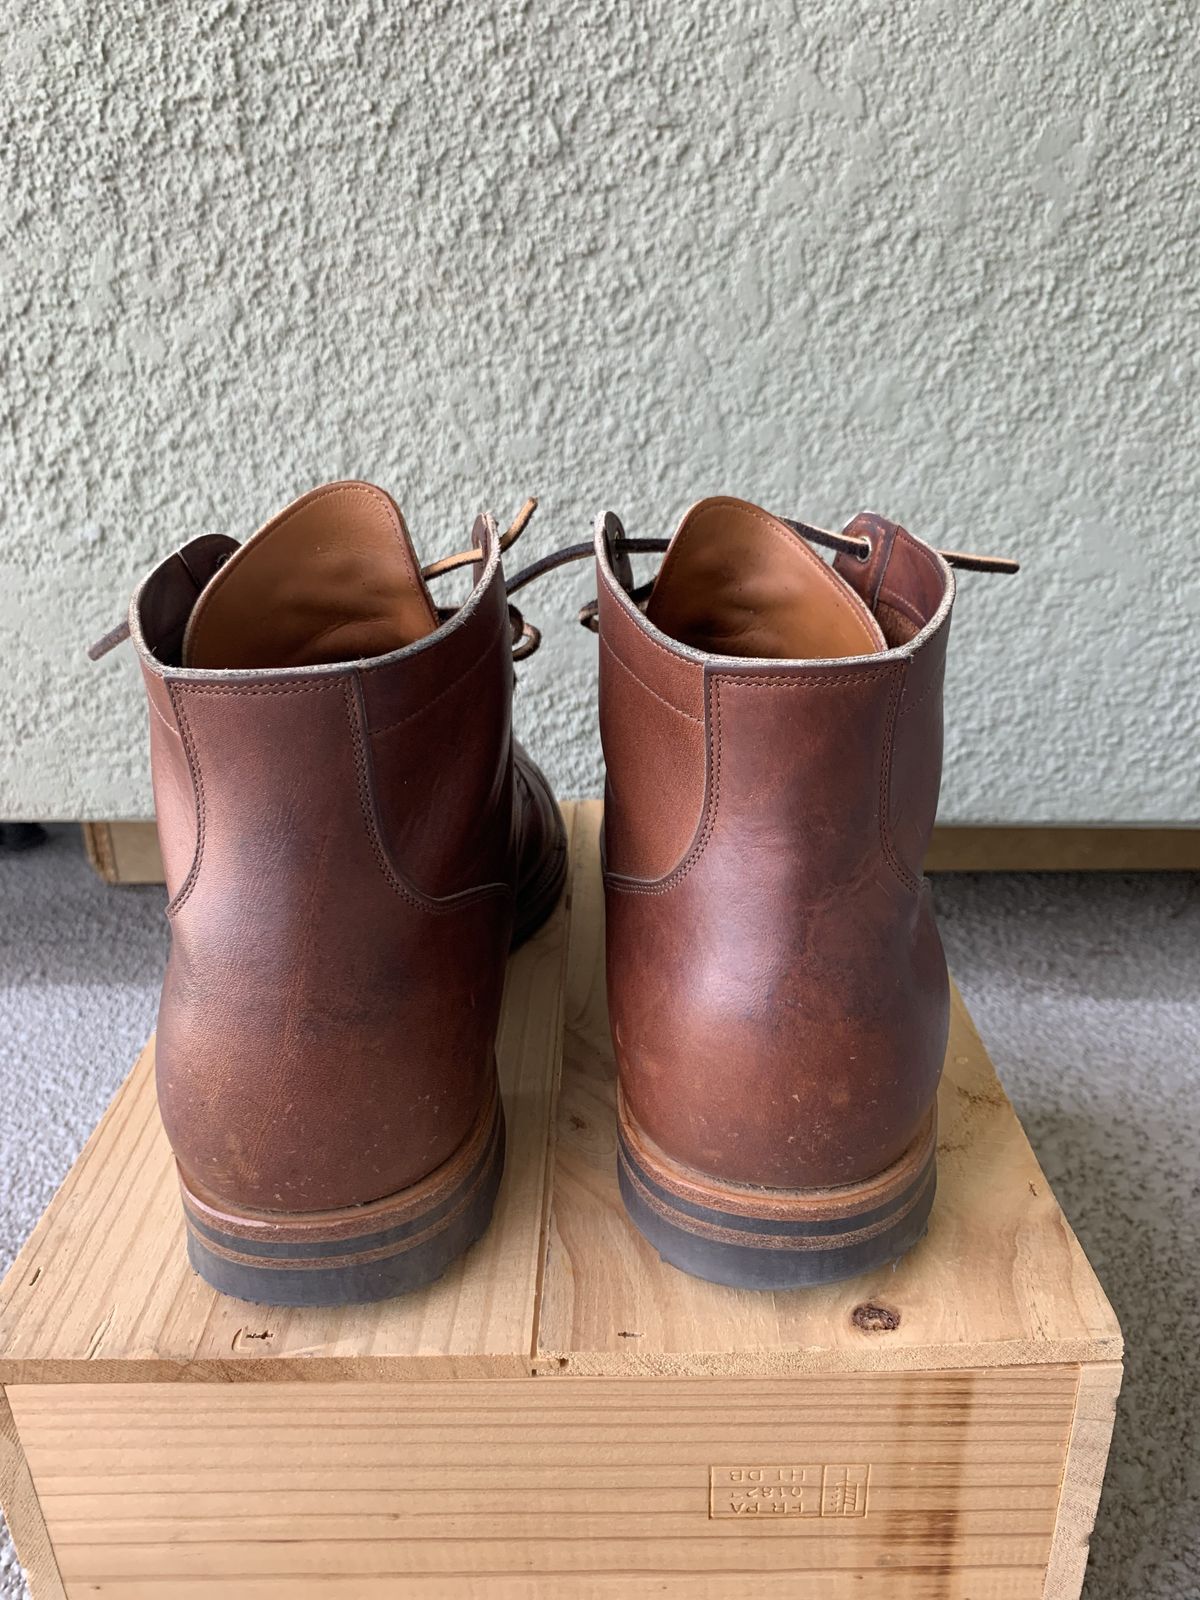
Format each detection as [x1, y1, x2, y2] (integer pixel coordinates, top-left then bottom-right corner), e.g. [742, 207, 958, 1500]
[106, 482, 566, 1306]
[617, 1090, 936, 1292]
[177, 1079, 505, 1307]
[566, 497, 1017, 1291]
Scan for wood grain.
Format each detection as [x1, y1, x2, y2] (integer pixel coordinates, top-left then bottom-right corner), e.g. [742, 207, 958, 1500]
[925, 825, 1200, 872]
[536, 801, 1122, 1376]
[1042, 1362, 1122, 1600]
[0, 1387, 65, 1600]
[80, 823, 165, 885]
[0, 808, 576, 1384]
[11, 1369, 1077, 1599]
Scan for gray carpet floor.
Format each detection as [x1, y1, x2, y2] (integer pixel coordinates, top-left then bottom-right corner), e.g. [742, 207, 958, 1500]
[1, 825, 1197, 1598]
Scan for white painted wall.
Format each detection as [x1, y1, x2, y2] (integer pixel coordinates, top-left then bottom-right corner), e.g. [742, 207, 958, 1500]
[2, 2, 1196, 823]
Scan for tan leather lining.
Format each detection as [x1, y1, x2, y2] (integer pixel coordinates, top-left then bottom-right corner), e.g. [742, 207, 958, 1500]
[645, 497, 886, 661]
[182, 481, 439, 670]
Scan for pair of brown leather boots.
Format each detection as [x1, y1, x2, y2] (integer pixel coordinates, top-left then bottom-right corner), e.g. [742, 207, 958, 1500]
[98, 481, 1014, 1305]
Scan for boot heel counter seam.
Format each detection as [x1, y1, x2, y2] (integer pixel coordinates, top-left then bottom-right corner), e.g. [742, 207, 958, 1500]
[161, 674, 508, 923]
[604, 669, 725, 895]
[896, 656, 945, 720]
[344, 672, 424, 913]
[607, 667, 901, 898]
[164, 683, 206, 917]
[163, 679, 342, 919]
[146, 691, 182, 740]
[344, 672, 510, 917]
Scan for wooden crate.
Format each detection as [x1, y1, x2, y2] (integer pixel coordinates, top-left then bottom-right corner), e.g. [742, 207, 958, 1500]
[2, 801, 1121, 1599]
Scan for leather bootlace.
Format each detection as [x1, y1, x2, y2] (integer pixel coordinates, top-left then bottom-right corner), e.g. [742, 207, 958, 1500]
[502, 515, 1020, 634]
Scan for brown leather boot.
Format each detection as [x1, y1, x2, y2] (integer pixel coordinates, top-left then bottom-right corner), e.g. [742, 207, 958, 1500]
[97, 481, 566, 1305]
[585, 496, 1016, 1289]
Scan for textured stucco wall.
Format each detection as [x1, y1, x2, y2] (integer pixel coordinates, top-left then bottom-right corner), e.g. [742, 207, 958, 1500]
[1, 1, 1196, 823]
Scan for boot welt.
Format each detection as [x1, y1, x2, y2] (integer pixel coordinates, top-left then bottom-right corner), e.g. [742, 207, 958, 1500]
[178, 1077, 505, 1307]
[617, 1091, 936, 1292]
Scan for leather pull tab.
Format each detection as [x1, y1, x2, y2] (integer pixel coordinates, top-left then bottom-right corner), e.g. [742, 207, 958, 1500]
[87, 619, 131, 661]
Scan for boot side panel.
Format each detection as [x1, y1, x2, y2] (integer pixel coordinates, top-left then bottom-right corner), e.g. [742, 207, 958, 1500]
[359, 564, 517, 900]
[890, 611, 949, 881]
[596, 549, 707, 881]
[140, 666, 199, 904]
[833, 521, 953, 885]
[606, 660, 949, 1190]
[155, 671, 509, 1213]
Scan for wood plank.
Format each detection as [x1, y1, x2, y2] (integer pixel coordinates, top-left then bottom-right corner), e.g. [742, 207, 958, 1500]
[0, 1386, 65, 1599]
[80, 823, 166, 885]
[10, 1370, 1076, 1599]
[1042, 1362, 1122, 1599]
[0, 809, 576, 1383]
[44, 1578, 1051, 1599]
[79, 823, 117, 884]
[536, 801, 1122, 1377]
[925, 825, 1200, 872]
[82, 817, 1200, 883]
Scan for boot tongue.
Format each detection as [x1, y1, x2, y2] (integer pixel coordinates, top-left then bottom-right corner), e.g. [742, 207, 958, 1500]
[182, 481, 439, 669]
[645, 496, 886, 661]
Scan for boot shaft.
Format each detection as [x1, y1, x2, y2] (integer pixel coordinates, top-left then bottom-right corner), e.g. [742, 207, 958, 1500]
[596, 502, 953, 896]
[131, 495, 524, 1214]
[594, 500, 955, 1192]
[134, 501, 521, 910]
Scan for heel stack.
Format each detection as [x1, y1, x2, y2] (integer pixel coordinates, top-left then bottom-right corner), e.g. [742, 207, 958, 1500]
[617, 1092, 936, 1291]
[178, 1081, 505, 1307]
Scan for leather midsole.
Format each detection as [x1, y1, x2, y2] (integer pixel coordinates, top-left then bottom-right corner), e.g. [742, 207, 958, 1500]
[617, 1086, 937, 1230]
